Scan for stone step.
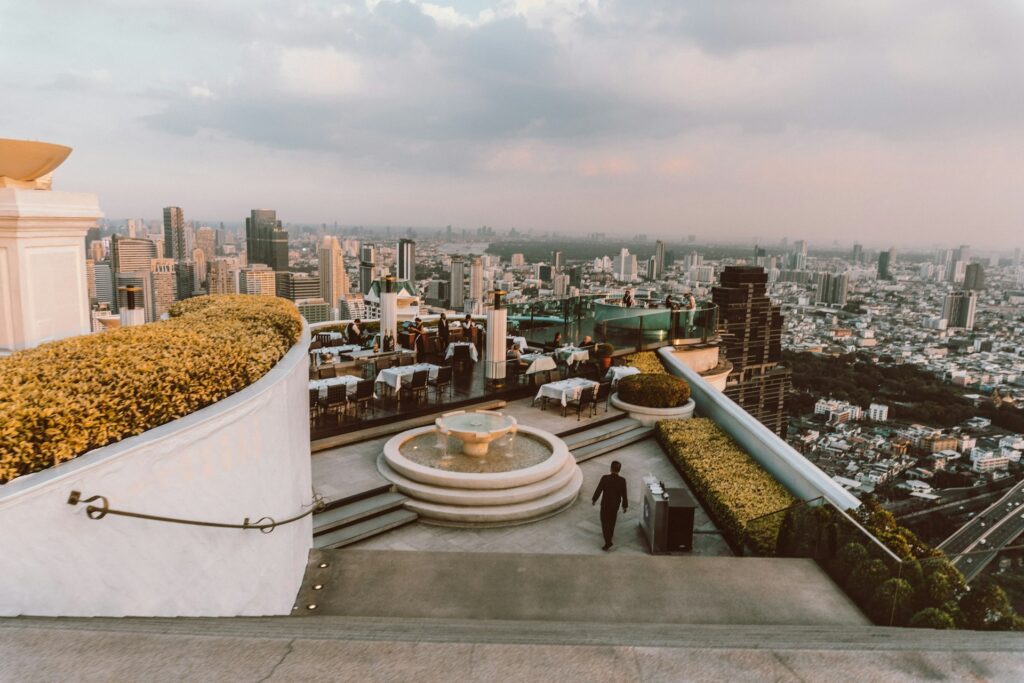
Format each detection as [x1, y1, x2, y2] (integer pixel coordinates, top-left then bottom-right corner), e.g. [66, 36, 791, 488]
[555, 412, 625, 438]
[571, 426, 654, 463]
[318, 483, 395, 512]
[313, 509, 419, 550]
[313, 492, 408, 536]
[562, 417, 641, 450]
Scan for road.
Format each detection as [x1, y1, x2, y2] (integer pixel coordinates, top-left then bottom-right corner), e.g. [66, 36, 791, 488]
[938, 478, 1024, 583]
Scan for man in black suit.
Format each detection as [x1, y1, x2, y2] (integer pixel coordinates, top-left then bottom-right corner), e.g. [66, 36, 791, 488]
[592, 460, 628, 550]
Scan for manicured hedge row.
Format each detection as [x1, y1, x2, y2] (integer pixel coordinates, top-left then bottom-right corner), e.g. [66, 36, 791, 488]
[621, 351, 666, 374]
[618, 373, 691, 408]
[656, 418, 796, 553]
[0, 295, 303, 484]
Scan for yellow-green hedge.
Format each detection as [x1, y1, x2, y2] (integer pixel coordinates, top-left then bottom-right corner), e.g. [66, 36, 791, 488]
[0, 295, 302, 484]
[657, 418, 796, 553]
[621, 351, 666, 374]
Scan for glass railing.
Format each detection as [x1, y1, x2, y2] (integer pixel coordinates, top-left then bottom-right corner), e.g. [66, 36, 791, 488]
[594, 304, 718, 352]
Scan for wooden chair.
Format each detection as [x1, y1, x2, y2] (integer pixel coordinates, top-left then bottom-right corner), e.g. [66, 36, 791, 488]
[401, 369, 430, 405]
[564, 385, 598, 420]
[318, 384, 348, 424]
[507, 359, 527, 385]
[429, 365, 453, 400]
[399, 353, 415, 367]
[351, 379, 375, 417]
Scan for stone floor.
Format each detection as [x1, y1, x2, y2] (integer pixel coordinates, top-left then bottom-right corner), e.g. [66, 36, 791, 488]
[312, 396, 730, 556]
[351, 439, 730, 556]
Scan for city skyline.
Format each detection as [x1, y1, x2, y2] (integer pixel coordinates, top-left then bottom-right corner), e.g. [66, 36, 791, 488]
[4, 1, 1024, 247]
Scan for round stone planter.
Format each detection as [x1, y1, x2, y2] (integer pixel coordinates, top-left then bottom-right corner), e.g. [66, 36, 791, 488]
[610, 393, 695, 427]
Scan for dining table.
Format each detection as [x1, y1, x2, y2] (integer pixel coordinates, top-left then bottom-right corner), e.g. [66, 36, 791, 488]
[535, 377, 599, 408]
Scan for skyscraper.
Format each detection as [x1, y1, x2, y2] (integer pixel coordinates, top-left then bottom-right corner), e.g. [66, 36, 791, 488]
[195, 226, 216, 262]
[318, 236, 348, 316]
[449, 255, 465, 310]
[469, 257, 483, 313]
[551, 250, 565, 272]
[963, 263, 985, 291]
[359, 244, 376, 295]
[852, 243, 863, 265]
[713, 266, 791, 437]
[245, 209, 288, 271]
[276, 272, 321, 301]
[398, 238, 416, 282]
[110, 235, 156, 274]
[238, 264, 276, 296]
[162, 207, 186, 261]
[651, 240, 665, 280]
[943, 291, 977, 330]
[877, 248, 894, 280]
[149, 258, 177, 321]
[815, 272, 849, 306]
[208, 257, 241, 295]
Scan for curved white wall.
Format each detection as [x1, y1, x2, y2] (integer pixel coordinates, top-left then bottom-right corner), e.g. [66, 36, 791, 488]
[0, 323, 313, 617]
[658, 346, 860, 511]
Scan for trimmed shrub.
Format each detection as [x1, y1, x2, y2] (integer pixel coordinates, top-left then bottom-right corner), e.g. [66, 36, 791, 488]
[0, 295, 303, 484]
[618, 373, 691, 408]
[621, 351, 666, 374]
[656, 418, 796, 553]
[909, 607, 956, 630]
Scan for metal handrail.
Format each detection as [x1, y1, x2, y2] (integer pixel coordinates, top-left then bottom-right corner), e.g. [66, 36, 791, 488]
[66, 490, 324, 534]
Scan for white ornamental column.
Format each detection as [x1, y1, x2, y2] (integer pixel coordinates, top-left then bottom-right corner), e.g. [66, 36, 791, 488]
[118, 285, 145, 328]
[0, 140, 103, 355]
[380, 275, 398, 346]
[485, 289, 507, 386]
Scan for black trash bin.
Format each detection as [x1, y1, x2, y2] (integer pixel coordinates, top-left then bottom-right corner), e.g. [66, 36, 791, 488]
[666, 488, 696, 551]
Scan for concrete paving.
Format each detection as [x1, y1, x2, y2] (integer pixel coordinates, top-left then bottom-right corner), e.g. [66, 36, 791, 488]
[294, 548, 866, 626]
[5, 618, 1024, 682]
[351, 437, 731, 556]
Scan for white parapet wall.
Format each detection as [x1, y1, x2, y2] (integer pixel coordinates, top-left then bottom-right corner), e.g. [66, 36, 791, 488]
[658, 346, 861, 511]
[0, 324, 313, 617]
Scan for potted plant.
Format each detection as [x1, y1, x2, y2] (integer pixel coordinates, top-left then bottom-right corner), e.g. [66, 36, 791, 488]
[610, 373, 695, 426]
[594, 343, 615, 371]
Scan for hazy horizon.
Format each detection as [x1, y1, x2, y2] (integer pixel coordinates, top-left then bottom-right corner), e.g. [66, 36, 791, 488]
[3, 1, 1024, 249]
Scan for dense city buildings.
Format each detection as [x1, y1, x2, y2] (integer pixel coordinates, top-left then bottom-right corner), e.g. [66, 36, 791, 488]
[245, 209, 288, 272]
[162, 206, 185, 261]
[877, 247, 894, 280]
[397, 238, 416, 282]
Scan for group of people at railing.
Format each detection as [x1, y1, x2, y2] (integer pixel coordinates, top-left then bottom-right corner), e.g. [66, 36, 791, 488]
[620, 288, 696, 313]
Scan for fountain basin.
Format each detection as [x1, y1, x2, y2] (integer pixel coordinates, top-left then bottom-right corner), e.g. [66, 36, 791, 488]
[436, 410, 517, 457]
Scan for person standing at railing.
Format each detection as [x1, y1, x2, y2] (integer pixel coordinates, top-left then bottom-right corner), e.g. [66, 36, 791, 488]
[438, 312, 450, 352]
[684, 293, 696, 332]
[623, 289, 634, 308]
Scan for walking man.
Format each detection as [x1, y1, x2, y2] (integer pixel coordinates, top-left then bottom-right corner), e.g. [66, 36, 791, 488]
[592, 460, 628, 550]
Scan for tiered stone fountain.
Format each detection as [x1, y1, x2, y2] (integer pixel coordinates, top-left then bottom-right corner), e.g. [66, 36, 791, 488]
[378, 410, 582, 526]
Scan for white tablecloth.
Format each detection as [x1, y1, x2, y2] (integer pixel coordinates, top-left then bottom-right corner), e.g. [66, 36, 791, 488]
[313, 345, 362, 364]
[445, 342, 479, 362]
[508, 336, 527, 351]
[605, 366, 641, 386]
[309, 375, 361, 399]
[520, 353, 557, 375]
[376, 363, 441, 390]
[554, 346, 590, 365]
[536, 378, 599, 407]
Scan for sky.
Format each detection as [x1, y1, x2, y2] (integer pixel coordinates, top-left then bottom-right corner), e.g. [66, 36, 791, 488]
[2, 0, 1023, 248]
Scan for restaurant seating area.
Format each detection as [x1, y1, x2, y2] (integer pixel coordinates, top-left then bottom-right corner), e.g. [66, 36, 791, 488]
[307, 325, 637, 441]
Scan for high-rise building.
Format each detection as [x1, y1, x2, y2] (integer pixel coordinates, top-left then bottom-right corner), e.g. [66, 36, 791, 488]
[553, 272, 570, 297]
[449, 255, 465, 310]
[191, 248, 207, 292]
[208, 257, 240, 295]
[713, 266, 791, 437]
[93, 262, 114, 310]
[511, 253, 525, 267]
[195, 226, 216, 262]
[89, 239, 106, 263]
[149, 258, 177, 321]
[852, 243, 863, 265]
[963, 263, 985, 291]
[338, 296, 366, 321]
[111, 235, 156, 274]
[943, 291, 977, 330]
[162, 207, 186, 261]
[815, 272, 849, 306]
[359, 244, 376, 295]
[616, 248, 637, 281]
[296, 298, 331, 324]
[877, 248, 894, 280]
[245, 209, 288, 271]
[318, 236, 348, 317]
[552, 250, 565, 272]
[651, 240, 665, 281]
[469, 257, 483, 313]
[174, 262, 196, 301]
[398, 238, 416, 282]
[276, 272, 321, 302]
[238, 264, 276, 296]
[425, 279, 450, 308]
